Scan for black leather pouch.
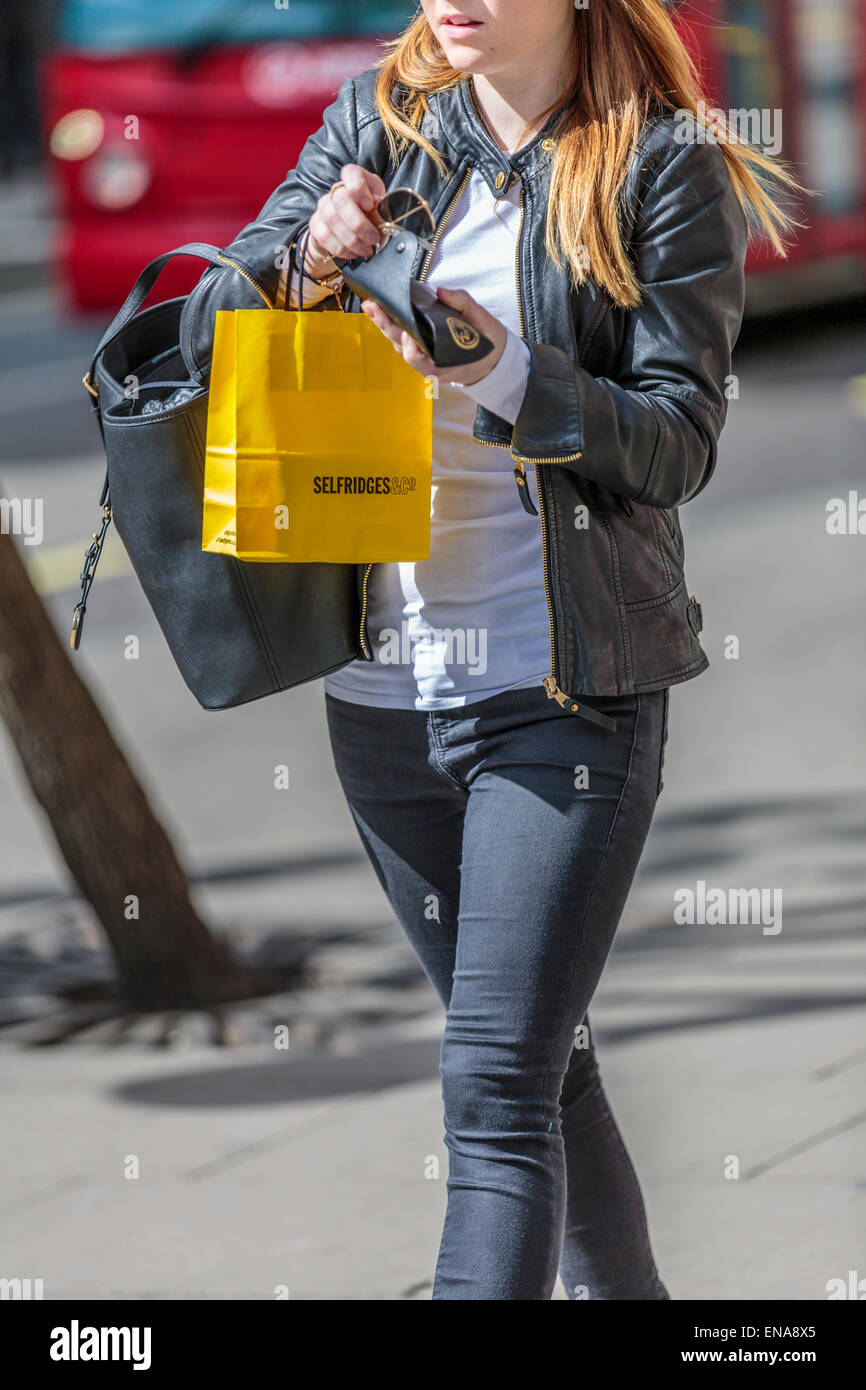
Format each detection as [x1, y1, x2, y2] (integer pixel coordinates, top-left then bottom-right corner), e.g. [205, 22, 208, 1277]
[334, 228, 494, 370]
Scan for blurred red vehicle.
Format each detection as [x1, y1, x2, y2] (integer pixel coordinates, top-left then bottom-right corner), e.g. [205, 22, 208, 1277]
[44, 0, 866, 314]
[44, 0, 416, 311]
[679, 0, 866, 310]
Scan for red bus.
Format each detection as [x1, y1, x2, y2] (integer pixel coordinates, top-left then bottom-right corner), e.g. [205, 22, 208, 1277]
[44, 0, 866, 313]
[682, 0, 866, 309]
[44, 0, 417, 310]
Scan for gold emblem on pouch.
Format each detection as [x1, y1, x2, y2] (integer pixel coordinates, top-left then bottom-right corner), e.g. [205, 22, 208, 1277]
[446, 317, 481, 350]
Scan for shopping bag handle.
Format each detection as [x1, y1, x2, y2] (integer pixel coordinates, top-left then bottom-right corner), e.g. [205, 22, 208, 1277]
[84, 243, 269, 394]
[275, 225, 318, 314]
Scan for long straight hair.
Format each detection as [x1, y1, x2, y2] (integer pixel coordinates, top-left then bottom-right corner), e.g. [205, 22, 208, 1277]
[373, 1, 801, 308]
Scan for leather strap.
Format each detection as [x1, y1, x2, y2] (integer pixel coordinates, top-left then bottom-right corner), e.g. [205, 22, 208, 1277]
[277, 224, 339, 312]
[77, 245, 242, 649]
[85, 242, 245, 390]
[276, 233, 300, 312]
[570, 700, 618, 733]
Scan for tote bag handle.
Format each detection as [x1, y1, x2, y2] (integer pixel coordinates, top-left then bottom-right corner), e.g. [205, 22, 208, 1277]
[83, 243, 272, 396]
[73, 244, 272, 649]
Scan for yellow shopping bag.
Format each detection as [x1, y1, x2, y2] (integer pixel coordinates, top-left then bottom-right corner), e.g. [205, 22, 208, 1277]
[202, 308, 432, 563]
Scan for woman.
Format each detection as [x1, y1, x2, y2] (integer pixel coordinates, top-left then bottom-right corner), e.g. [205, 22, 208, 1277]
[182, 0, 796, 1300]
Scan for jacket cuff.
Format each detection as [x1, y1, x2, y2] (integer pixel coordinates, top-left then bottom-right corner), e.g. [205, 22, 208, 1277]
[459, 329, 531, 426]
[511, 341, 585, 458]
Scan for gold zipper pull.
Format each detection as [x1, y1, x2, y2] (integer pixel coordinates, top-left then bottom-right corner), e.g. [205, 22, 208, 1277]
[542, 676, 570, 708]
[542, 676, 619, 731]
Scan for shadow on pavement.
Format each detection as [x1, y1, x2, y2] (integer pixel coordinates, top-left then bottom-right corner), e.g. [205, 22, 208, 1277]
[114, 1033, 442, 1109]
[0, 790, 863, 1073]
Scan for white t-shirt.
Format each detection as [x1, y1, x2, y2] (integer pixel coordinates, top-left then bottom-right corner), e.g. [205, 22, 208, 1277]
[318, 167, 550, 710]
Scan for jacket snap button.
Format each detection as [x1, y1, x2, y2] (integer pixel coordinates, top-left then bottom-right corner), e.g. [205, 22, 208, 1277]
[495, 171, 507, 189]
[542, 138, 555, 151]
[396, 241, 405, 252]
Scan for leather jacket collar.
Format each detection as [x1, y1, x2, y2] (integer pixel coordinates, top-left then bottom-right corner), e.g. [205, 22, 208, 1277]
[431, 76, 566, 195]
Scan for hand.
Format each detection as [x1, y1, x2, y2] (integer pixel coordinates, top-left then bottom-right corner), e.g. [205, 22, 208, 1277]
[305, 164, 387, 280]
[361, 287, 508, 387]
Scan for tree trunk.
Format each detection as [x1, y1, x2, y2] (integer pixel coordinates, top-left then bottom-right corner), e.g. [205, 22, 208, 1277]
[0, 529, 249, 1011]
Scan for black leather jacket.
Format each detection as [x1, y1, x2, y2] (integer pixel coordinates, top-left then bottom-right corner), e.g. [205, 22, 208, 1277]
[181, 68, 748, 725]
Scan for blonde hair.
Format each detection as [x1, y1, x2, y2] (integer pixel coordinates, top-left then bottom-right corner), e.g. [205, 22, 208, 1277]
[374, 1, 802, 309]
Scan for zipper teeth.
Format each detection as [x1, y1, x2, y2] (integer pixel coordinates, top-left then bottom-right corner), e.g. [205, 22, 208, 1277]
[514, 184, 527, 338]
[359, 562, 373, 658]
[512, 184, 557, 689]
[419, 166, 473, 283]
[444, 172, 579, 706]
[216, 253, 273, 308]
[535, 475, 558, 685]
[513, 450, 583, 464]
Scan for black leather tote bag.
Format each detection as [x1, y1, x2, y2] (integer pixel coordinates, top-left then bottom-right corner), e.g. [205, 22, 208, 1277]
[72, 243, 361, 710]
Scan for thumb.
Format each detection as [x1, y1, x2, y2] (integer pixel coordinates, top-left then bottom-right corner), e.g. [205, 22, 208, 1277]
[435, 286, 489, 326]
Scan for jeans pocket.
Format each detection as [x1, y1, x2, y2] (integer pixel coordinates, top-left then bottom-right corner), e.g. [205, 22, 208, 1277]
[656, 688, 670, 798]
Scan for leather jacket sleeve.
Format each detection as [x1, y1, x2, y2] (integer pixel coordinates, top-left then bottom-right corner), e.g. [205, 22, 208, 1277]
[179, 76, 363, 380]
[511, 136, 749, 510]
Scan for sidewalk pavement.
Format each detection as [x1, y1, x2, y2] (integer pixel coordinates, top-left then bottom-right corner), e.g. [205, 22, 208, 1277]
[1, 479, 863, 1300]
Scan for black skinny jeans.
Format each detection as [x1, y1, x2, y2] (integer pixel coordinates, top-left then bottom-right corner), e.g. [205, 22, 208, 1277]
[325, 682, 670, 1300]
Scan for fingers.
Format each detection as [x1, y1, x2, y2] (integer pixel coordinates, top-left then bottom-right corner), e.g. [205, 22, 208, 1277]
[435, 286, 472, 310]
[361, 301, 435, 375]
[303, 212, 341, 264]
[399, 332, 435, 374]
[331, 184, 384, 251]
[340, 163, 387, 213]
[310, 197, 378, 260]
[309, 164, 387, 261]
[361, 296, 505, 387]
[306, 209, 349, 261]
[435, 285, 488, 328]
[361, 301, 402, 351]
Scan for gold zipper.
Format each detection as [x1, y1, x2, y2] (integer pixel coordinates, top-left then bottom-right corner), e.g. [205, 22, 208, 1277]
[359, 561, 373, 659]
[428, 435, 583, 469]
[511, 186, 563, 703]
[419, 166, 474, 283]
[542, 676, 579, 711]
[509, 186, 537, 508]
[535, 463, 560, 698]
[512, 183, 594, 714]
[510, 204, 583, 463]
[512, 449, 583, 464]
[536, 483, 595, 710]
[216, 253, 274, 308]
[514, 184, 527, 338]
